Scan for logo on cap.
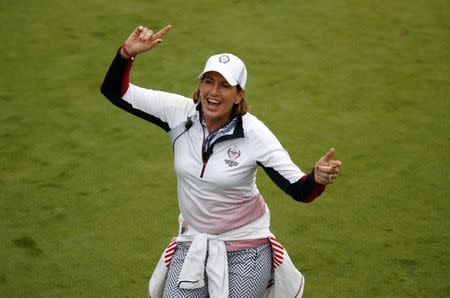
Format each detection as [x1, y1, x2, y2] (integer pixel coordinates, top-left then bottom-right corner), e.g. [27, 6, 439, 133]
[219, 55, 230, 64]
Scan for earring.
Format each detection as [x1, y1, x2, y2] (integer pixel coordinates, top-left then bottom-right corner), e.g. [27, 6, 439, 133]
[234, 101, 239, 104]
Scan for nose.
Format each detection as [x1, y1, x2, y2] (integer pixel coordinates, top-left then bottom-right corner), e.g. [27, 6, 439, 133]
[210, 83, 220, 96]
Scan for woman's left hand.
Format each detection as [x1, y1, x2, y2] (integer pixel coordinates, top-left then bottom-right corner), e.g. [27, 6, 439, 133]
[314, 148, 342, 185]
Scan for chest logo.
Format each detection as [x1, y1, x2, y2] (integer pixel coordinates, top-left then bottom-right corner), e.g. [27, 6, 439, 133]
[225, 146, 240, 167]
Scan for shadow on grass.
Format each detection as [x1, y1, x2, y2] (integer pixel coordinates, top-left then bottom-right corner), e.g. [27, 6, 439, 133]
[13, 236, 44, 256]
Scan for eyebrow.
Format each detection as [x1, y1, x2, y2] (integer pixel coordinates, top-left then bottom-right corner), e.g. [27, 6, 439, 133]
[204, 74, 228, 84]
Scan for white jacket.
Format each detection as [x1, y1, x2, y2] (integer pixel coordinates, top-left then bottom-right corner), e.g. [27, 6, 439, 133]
[148, 208, 305, 298]
[122, 84, 315, 235]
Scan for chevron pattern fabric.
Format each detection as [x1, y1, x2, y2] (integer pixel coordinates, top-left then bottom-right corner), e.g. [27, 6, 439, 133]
[163, 242, 272, 297]
[228, 243, 272, 297]
[163, 243, 209, 298]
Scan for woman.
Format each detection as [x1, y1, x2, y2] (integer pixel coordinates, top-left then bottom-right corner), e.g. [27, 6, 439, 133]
[101, 25, 342, 298]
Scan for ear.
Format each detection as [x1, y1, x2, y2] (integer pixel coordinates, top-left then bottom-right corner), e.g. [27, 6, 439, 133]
[235, 89, 245, 103]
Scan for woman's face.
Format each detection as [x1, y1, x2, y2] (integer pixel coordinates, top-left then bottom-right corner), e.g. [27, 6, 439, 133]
[199, 71, 244, 130]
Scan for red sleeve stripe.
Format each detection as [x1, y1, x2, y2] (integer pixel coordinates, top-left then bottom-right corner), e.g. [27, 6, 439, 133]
[120, 59, 133, 97]
[304, 183, 325, 203]
[300, 174, 326, 203]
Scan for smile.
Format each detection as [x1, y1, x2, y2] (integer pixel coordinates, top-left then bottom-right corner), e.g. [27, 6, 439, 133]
[207, 98, 221, 106]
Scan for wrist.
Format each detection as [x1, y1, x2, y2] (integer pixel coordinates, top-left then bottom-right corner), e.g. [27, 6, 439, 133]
[120, 44, 136, 60]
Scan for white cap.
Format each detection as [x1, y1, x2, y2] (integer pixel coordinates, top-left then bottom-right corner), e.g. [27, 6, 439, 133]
[198, 53, 247, 89]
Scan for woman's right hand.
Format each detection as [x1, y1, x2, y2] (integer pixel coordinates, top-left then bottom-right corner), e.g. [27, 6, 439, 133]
[121, 24, 172, 58]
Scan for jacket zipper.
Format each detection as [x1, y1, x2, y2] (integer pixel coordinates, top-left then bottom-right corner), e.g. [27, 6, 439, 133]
[200, 158, 207, 178]
[200, 142, 213, 178]
[200, 117, 242, 178]
[200, 129, 208, 178]
[200, 146, 214, 178]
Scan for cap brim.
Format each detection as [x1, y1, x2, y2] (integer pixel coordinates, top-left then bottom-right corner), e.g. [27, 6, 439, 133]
[198, 65, 238, 86]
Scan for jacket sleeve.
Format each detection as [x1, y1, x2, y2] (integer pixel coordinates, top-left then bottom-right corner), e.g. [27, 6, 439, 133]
[254, 121, 325, 203]
[100, 49, 194, 131]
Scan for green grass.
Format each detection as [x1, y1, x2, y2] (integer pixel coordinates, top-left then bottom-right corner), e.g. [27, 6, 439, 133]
[1, 0, 449, 297]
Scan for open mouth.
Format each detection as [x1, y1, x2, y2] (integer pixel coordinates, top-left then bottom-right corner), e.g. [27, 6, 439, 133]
[206, 98, 221, 108]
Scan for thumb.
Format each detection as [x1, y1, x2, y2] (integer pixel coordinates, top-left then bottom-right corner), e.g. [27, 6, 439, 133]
[322, 148, 335, 162]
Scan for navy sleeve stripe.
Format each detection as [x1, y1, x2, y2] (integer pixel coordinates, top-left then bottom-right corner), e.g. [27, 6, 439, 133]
[100, 49, 170, 132]
[106, 97, 171, 132]
[257, 162, 325, 203]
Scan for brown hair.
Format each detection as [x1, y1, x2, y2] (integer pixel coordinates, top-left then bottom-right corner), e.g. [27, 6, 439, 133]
[191, 80, 249, 117]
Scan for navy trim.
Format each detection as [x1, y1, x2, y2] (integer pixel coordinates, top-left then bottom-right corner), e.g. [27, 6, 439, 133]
[202, 116, 244, 158]
[196, 104, 245, 142]
[210, 116, 244, 145]
[100, 49, 170, 132]
[257, 163, 319, 202]
[108, 98, 170, 132]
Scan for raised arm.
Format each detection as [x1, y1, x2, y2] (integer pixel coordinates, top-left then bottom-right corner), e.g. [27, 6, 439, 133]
[100, 25, 193, 132]
[100, 25, 172, 100]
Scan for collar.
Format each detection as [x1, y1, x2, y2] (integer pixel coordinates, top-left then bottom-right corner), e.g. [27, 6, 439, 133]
[195, 103, 245, 145]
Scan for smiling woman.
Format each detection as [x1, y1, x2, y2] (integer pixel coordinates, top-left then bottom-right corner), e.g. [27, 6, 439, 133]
[193, 53, 247, 133]
[199, 71, 243, 132]
[100, 24, 342, 298]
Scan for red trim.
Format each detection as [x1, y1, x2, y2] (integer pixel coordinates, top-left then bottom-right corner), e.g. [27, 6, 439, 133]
[121, 59, 133, 97]
[300, 174, 326, 203]
[121, 44, 136, 59]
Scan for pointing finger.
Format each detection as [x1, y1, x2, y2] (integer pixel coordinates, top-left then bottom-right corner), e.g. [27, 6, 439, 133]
[323, 148, 335, 162]
[153, 24, 172, 39]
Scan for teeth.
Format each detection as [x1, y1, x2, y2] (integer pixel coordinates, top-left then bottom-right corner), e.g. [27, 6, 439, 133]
[208, 98, 220, 104]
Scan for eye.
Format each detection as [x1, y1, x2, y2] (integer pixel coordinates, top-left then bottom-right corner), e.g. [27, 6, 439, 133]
[204, 78, 214, 84]
[221, 83, 231, 89]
